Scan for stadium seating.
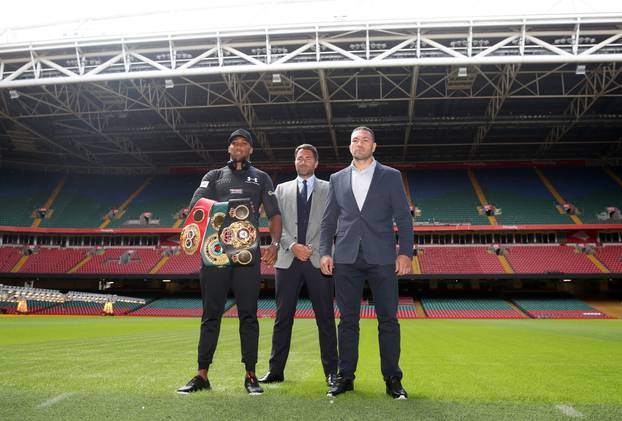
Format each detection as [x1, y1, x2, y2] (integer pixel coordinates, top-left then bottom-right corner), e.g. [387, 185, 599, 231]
[511, 296, 611, 319]
[594, 245, 622, 272]
[226, 299, 277, 318]
[108, 174, 198, 228]
[293, 298, 315, 318]
[17, 248, 85, 273]
[397, 297, 419, 319]
[130, 297, 201, 317]
[0, 300, 17, 314]
[39, 174, 145, 228]
[473, 168, 569, 224]
[111, 301, 146, 316]
[130, 297, 233, 317]
[37, 300, 105, 315]
[421, 297, 525, 318]
[418, 246, 505, 274]
[408, 169, 489, 225]
[157, 252, 201, 274]
[504, 245, 599, 273]
[0, 168, 61, 227]
[542, 167, 622, 224]
[3, 166, 622, 228]
[74, 248, 161, 274]
[22, 300, 60, 313]
[0, 247, 23, 272]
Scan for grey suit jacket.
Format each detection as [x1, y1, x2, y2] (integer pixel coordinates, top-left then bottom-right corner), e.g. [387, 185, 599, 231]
[275, 177, 329, 269]
[319, 162, 414, 265]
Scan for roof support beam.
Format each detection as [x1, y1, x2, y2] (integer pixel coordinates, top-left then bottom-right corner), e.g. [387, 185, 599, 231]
[222, 72, 276, 161]
[401, 66, 420, 160]
[318, 69, 339, 159]
[1, 16, 622, 89]
[0, 104, 97, 163]
[538, 63, 622, 155]
[39, 84, 155, 167]
[131, 80, 212, 163]
[470, 63, 521, 157]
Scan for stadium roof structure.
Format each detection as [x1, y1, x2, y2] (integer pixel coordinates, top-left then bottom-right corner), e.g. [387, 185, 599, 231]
[1, 12, 622, 173]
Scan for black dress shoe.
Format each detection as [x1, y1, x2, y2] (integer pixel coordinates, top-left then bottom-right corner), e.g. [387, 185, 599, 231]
[326, 373, 337, 387]
[258, 371, 284, 383]
[326, 375, 353, 397]
[385, 376, 408, 400]
[176, 375, 211, 394]
[244, 374, 264, 395]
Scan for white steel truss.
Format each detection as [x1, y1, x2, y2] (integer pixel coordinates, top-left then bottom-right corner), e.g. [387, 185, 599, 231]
[1, 15, 622, 89]
[38, 85, 155, 167]
[318, 69, 340, 159]
[222, 73, 275, 161]
[130, 80, 213, 163]
[470, 63, 521, 156]
[539, 62, 622, 154]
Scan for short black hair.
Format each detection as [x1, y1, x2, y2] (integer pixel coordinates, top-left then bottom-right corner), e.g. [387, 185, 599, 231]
[294, 144, 319, 161]
[351, 126, 375, 142]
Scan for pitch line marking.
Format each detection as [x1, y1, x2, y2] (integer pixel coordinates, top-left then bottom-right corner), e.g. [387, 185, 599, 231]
[37, 392, 76, 409]
[555, 404, 584, 418]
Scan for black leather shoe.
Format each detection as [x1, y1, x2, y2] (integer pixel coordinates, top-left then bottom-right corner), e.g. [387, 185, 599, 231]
[244, 374, 264, 395]
[176, 375, 211, 394]
[385, 376, 408, 400]
[258, 371, 284, 383]
[326, 375, 353, 397]
[326, 373, 337, 387]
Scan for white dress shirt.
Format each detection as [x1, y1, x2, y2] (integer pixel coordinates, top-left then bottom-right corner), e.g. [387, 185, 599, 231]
[350, 159, 376, 211]
[297, 175, 315, 200]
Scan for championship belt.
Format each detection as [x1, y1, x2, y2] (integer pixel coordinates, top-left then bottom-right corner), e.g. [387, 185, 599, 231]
[180, 198, 215, 255]
[200, 201, 230, 267]
[181, 198, 258, 267]
[214, 198, 258, 267]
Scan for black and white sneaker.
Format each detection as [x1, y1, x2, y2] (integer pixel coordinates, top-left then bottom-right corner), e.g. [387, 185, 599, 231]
[176, 375, 211, 395]
[244, 373, 264, 395]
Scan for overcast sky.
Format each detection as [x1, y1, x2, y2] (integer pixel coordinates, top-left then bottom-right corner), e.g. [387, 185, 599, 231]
[1, 0, 621, 44]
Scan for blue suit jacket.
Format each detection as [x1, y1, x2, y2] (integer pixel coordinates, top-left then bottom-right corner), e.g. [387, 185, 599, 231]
[319, 161, 414, 265]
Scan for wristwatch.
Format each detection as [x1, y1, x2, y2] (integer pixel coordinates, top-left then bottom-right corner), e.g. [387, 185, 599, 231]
[270, 242, 280, 248]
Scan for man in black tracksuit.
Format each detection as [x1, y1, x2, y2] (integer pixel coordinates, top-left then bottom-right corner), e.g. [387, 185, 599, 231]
[177, 129, 282, 395]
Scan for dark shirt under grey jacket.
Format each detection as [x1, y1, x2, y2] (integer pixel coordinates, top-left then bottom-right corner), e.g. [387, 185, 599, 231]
[189, 165, 281, 224]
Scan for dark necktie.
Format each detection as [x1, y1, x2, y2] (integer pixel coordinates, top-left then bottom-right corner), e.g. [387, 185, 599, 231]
[301, 179, 308, 203]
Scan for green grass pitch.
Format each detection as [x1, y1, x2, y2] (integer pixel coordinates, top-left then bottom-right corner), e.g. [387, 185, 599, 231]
[1, 316, 621, 420]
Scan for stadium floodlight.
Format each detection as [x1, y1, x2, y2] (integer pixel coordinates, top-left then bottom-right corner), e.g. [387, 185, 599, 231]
[457, 67, 468, 78]
[164, 79, 174, 89]
[575, 64, 586, 75]
[162, 279, 171, 283]
[562, 278, 573, 283]
[9, 90, 19, 99]
[272, 73, 282, 83]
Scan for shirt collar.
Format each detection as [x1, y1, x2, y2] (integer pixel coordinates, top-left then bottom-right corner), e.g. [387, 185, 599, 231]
[350, 158, 377, 173]
[297, 175, 316, 188]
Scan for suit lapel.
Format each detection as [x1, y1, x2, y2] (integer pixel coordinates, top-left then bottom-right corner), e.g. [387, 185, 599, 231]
[344, 166, 360, 212]
[308, 179, 324, 225]
[289, 180, 299, 224]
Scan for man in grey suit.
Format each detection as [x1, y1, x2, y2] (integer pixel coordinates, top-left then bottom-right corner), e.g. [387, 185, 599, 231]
[320, 126, 413, 400]
[259, 144, 338, 386]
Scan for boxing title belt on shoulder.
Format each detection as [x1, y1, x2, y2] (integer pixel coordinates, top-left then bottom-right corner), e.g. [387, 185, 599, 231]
[200, 201, 230, 267]
[181, 198, 258, 267]
[180, 198, 215, 256]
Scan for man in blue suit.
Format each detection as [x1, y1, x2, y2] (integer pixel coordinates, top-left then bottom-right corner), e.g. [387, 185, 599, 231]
[319, 126, 413, 400]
